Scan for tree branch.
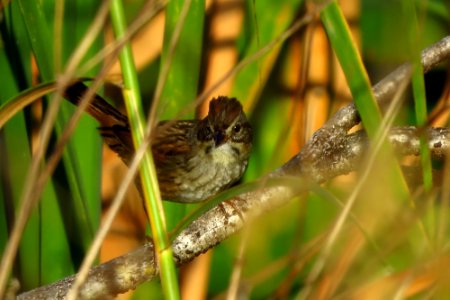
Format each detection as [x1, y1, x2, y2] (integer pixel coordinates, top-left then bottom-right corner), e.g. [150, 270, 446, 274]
[18, 35, 450, 300]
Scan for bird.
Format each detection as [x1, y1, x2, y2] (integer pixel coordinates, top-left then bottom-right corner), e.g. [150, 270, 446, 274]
[63, 82, 253, 203]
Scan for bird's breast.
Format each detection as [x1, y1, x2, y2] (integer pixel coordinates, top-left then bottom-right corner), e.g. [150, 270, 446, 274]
[171, 143, 247, 203]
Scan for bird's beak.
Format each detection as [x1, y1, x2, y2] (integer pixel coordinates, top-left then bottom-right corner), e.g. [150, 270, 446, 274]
[214, 131, 227, 146]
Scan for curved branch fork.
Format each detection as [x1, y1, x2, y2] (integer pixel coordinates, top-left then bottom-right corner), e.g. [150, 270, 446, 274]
[18, 35, 450, 299]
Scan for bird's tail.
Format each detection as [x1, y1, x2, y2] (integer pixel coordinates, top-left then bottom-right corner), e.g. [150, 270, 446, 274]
[64, 81, 129, 128]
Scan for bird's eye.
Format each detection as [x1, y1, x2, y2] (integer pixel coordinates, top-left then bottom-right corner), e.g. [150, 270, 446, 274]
[232, 124, 241, 133]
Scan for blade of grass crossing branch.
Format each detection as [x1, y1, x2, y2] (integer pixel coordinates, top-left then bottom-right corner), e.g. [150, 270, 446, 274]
[320, 1, 381, 135]
[109, 0, 180, 299]
[158, 0, 205, 230]
[319, 1, 409, 199]
[402, 1, 432, 191]
[400, 0, 435, 250]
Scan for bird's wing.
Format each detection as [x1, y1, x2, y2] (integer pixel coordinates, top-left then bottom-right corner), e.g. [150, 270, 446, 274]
[151, 120, 197, 169]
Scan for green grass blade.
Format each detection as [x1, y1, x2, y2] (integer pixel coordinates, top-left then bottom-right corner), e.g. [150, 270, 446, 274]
[0, 0, 102, 293]
[320, 1, 410, 197]
[0, 1, 73, 292]
[0, 53, 41, 290]
[231, 0, 304, 111]
[402, 1, 433, 191]
[109, 0, 180, 298]
[317, 3, 414, 271]
[159, 0, 204, 120]
[230, 0, 304, 183]
[57, 0, 103, 237]
[320, 1, 382, 137]
[53, 19, 102, 263]
[18, 0, 99, 253]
